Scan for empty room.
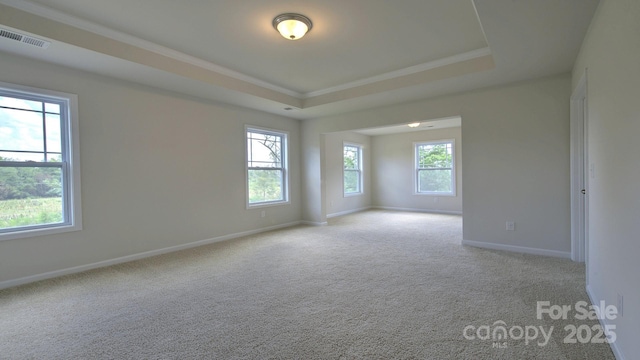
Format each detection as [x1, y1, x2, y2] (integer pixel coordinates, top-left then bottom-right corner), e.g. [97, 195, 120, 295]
[0, 0, 637, 359]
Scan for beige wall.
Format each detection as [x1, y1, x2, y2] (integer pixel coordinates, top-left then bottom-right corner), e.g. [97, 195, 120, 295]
[324, 132, 372, 217]
[371, 127, 462, 213]
[572, 0, 640, 357]
[302, 74, 571, 255]
[0, 53, 302, 285]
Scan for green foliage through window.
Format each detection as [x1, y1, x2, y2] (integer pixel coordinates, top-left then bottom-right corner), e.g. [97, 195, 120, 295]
[416, 141, 454, 194]
[0, 197, 63, 229]
[247, 129, 287, 204]
[344, 144, 362, 194]
[1, 91, 68, 231]
[0, 162, 62, 200]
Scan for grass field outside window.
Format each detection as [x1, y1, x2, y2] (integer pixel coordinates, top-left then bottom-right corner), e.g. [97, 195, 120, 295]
[0, 197, 63, 229]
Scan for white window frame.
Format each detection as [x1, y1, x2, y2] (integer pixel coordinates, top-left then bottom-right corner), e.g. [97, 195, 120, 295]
[0, 82, 82, 241]
[245, 125, 289, 208]
[414, 139, 456, 196]
[343, 142, 363, 196]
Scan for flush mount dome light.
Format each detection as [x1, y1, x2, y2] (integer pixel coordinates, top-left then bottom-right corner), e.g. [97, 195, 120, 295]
[408, 122, 421, 128]
[273, 13, 312, 40]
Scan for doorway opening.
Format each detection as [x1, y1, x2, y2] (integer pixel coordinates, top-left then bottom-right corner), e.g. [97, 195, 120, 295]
[570, 73, 588, 269]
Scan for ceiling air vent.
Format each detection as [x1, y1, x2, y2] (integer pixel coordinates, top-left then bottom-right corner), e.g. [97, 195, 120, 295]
[0, 28, 50, 49]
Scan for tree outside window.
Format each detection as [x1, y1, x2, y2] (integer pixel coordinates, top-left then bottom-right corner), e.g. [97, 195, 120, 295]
[246, 128, 288, 206]
[416, 140, 455, 195]
[344, 144, 362, 195]
[0, 82, 81, 240]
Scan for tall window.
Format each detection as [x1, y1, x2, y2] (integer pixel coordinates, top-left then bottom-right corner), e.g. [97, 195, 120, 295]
[246, 127, 288, 206]
[0, 82, 81, 240]
[343, 143, 362, 195]
[415, 140, 455, 195]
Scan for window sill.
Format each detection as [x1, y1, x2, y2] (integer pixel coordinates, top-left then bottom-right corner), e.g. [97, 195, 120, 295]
[0, 223, 82, 242]
[246, 200, 290, 210]
[414, 192, 456, 197]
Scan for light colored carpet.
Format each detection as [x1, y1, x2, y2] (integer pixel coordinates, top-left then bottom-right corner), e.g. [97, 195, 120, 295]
[0, 210, 615, 359]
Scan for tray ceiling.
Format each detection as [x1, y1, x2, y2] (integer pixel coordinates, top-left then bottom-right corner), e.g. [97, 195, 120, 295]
[0, 0, 599, 119]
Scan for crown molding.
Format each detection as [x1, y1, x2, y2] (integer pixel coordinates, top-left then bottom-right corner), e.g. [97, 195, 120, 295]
[0, 0, 493, 109]
[0, 0, 303, 98]
[303, 47, 492, 99]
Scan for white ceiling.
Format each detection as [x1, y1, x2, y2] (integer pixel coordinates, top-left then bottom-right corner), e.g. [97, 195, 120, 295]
[0, 0, 599, 120]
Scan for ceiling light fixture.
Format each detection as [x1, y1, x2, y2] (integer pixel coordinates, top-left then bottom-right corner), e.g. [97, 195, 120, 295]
[273, 13, 313, 40]
[408, 122, 421, 128]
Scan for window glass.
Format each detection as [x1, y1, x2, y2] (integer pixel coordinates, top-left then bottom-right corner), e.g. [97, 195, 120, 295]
[246, 128, 288, 206]
[344, 144, 362, 195]
[0, 83, 81, 240]
[416, 141, 455, 195]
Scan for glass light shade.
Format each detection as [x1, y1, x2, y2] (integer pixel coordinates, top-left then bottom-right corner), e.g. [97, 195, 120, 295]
[277, 19, 308, 40]
[273, 14, 312, 40]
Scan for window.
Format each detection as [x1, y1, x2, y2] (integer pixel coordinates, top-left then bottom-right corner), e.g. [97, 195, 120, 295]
[0, 82, 81, 240]
[415, 140, 455, 195]
[343, 143, 362, 195]
[246, 126, 288, 207]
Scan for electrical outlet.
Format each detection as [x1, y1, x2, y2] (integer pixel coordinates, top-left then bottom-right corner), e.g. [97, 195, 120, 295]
[506, 221, 515, 231]
[617, 294, 623, 317]
[261, 210, 266, 218]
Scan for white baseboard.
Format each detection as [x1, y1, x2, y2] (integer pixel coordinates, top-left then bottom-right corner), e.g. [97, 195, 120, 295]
[373, 206, 462, 215]
[301, 221, 328, 226]
[327, 206, 372, 219]
[0, 221, 302, 290]
[586, 285, 626, 360]
[461, 239, 571, 259]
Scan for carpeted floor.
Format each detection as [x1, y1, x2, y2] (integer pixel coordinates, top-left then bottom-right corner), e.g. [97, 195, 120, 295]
[0, 210, 615, 359]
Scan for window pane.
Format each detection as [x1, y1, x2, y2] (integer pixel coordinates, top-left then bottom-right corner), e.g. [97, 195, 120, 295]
[344, 170, 360, 193]
[46, 114, 62, 154]
[248, 169, 283, 203]
[418, 169, 452, 193]
[0, 107, 44, 152]
[0, 96, 42, 112]
[0, 166, 63, 230]
[418, 143, 452, 169]
[47, 153, 63, 162]
[344, 146, 359, 170]
[0, 151, 45, 162]
[0, 85, 79, 239]
[247, 132, 281, 168]
[45, 103, 60, 114]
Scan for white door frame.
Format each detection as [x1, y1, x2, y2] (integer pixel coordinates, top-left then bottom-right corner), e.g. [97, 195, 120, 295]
[570, 72, 588, 264]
